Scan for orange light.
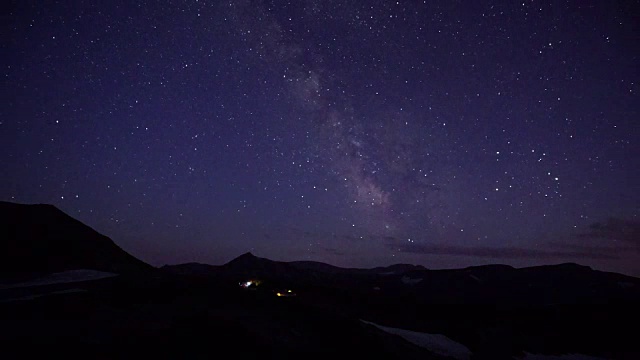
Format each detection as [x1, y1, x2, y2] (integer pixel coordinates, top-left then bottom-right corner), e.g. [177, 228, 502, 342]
[276, 292, 282, 296]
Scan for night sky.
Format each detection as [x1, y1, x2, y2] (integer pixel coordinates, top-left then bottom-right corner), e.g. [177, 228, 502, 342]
[3, 1, 639, 275]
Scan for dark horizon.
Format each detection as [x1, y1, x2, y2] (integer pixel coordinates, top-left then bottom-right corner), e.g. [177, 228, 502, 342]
[4, 200, 639, 278]
[3, 1, 638, 277]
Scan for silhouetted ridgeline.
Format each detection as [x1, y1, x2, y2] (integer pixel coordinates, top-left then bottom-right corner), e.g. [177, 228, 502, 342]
[2, 201, 639, 359]
[0, 201, 151, 280]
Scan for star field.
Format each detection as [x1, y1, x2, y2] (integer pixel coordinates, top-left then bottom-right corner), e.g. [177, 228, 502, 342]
[3, 1, 639, 275]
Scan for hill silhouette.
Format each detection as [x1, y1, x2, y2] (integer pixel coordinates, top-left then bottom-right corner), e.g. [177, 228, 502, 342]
[0, 201, 151, 280]
[2, 201, 639, 359]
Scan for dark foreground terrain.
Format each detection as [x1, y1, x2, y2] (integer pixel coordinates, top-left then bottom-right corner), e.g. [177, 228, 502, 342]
[2, 201, 639, 359]
[1, 274, 445, 359]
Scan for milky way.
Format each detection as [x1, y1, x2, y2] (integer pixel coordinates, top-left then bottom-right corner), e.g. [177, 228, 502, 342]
[2, 0, 638, 275]
[226, 0, 453, 239]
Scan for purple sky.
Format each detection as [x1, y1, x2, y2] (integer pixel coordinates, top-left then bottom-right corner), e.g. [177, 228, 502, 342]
[3, 0, 639, 276]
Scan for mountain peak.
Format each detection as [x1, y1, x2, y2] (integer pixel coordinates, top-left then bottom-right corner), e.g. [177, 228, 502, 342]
[224, 252, 264, 267]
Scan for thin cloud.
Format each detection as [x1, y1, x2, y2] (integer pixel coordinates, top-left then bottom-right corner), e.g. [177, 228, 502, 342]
[576, 218, 640, 245]
[390, 243, 617, 260]
[547, 242, 640, 254]
[323, 247, 344, 256]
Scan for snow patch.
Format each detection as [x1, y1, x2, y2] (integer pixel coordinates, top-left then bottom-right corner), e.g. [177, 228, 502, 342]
[617, 281, 634, 288]
[378, 271, 396, 275]
[519, 352, 607, 360]
[0, 269, 118, 290]
[0, 288, 86, 303]
[401, 275, 423, 285]
[361, 320, 472, 360]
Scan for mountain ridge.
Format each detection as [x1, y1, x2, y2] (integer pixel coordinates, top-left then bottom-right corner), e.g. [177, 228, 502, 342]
[2, 201, 639, 358]
[0, 201, 152, 280]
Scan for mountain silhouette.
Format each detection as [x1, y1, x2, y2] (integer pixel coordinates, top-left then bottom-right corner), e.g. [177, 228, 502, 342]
[0, 201, 151, 280]
[164, 252, 640, 306]
[2, 201, 639, 358]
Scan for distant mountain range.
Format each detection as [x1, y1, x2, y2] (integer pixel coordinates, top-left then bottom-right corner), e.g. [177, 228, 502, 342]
[2, 200, 638, 306]
[2, 200, 639, 359]
[163, 251, 640, 306]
